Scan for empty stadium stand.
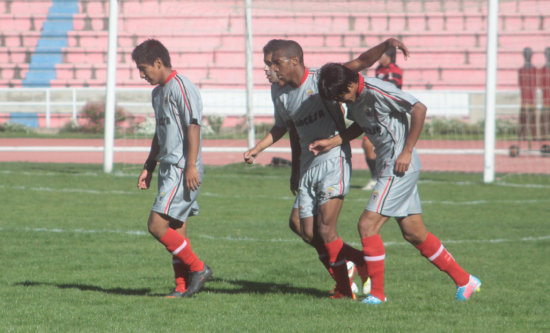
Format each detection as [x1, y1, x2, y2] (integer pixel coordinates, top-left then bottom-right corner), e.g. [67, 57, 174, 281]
[1, 0, 549, 90]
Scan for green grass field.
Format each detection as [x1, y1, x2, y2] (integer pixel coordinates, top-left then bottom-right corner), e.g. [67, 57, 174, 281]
[1, 162, 549, 332]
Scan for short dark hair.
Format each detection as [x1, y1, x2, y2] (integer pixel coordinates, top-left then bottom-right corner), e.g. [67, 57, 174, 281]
[270, 39, 304, 65]
[132, 39, 172, 68]
[318, 63, 359, 101]
[263, 39, 285, 55]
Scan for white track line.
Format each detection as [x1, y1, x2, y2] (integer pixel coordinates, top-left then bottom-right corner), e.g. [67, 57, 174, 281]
[0, 226, 548, 247]
[0, 146, 513, 155]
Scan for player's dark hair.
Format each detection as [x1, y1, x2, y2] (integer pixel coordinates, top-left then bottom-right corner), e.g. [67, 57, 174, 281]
[318, 63, 359, 101]
[132, 39, 172, 68]
[385, 47, 396, 63]
[272, 39, 304, 65]
[263, 39, 285, 55]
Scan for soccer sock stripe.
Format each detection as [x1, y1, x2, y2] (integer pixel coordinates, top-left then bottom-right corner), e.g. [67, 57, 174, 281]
[362, 235, 386, 300]
[172, 239, 188, 255]
[325, 238, 353, 296]
[160, 229, 204, 272]
[416, 232, 470, 286]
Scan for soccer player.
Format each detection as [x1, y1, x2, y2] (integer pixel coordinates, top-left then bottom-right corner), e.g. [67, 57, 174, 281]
[361, 47, 404, 191]
[244, 38, 409, 299]
[132, 39, 212, 298]
[311, 63, 481, 304]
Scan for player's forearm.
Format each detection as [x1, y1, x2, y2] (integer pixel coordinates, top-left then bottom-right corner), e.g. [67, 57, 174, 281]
[288, 122, 301, 160]
[144, 133, 159, 172]
[185, 124, 201, 167]
[340, 122, 364, 143]
[344, 39, 395, 72]
[253, 126, 287, 154]
[403, 102, 427, 153]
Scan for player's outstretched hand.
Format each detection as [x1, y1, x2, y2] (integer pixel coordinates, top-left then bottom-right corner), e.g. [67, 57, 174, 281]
[243, 149, 257, 164]
[185, 165, 200, 191]
[387, 38, 410, 60]
[137, 169, 152, 190]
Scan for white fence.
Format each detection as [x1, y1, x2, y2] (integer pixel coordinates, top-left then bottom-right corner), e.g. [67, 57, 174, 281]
[0, 87, 527, 129]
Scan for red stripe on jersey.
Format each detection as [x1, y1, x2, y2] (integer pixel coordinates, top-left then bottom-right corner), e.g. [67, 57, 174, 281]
[338, 157, 344, 195]
[164, 169, 183, 214]
[357, 74, 365, 96]
[164, 70, 178, 85]
[367, 85, 405, 103]
[174, 75, 193, 118]
[376, 177, 393, 212]
[299, 68, 310, 86]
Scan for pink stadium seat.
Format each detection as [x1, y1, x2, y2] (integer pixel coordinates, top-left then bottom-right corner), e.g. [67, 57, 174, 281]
[80, 1, 107, 15]
[0, 79, 23, 88]
[10, 1, 51, 15]
[72, 14, 107, 31]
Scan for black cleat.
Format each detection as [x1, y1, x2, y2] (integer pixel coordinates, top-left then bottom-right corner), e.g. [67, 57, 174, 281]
[164, 289, 189, 298]
[185, 264, 212, 296]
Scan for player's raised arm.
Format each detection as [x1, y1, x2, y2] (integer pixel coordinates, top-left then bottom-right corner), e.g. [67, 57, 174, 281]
[343, 38, 409, 73]
[243, 125, 287, 164]
[138, 132, 160, 190]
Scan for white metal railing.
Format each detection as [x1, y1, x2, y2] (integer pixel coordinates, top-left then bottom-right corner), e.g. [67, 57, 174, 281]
[0, 87, 531, 129]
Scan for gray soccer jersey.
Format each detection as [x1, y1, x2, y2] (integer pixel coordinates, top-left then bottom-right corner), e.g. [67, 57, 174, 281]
[151, 71, 203, 173]
[271, 68, 351, 174]
[347, 75, 422, 177]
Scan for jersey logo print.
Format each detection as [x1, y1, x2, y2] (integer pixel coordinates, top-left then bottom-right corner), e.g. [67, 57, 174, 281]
[157, 117, 171, 126]
[294, 109, 325, 128]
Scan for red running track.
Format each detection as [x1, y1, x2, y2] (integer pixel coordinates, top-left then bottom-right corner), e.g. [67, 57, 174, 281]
[1, 138, 549, 174]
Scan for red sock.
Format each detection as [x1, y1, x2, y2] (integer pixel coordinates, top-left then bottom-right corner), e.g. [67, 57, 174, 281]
[416, 232, 470, 286]
[325, 238, 352, 296]
[172, 257, 189, 292]
[315, 245, 334, 279]
[362, 235, 385, 300]
[341, 242, 365, 267]
[159, 228, 204, 272]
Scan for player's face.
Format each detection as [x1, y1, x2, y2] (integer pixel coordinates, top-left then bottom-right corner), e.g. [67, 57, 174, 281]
[336, 83, 357, 103]
[263, 52, 282, 85]
[136, 59, 163, 85]
[271, 50, 293, 83]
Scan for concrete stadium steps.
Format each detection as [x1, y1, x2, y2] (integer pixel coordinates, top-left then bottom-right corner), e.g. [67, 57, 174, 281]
[2, 0, 550, 90]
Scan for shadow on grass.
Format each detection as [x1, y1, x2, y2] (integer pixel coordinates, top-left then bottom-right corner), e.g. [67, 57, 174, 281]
[14, 281, 151, 296]
[15, 277, 328, 298]
[198, 277, 328, 298]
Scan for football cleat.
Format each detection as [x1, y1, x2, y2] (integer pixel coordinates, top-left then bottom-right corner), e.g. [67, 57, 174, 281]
[185, 264, 212, 296]
[164, 288, 189, 298]
[330, 290, 357, 300]
[347, 261, 359, 293]
[362, 295, 387, 305]
[456, 275, 481, 301]
[330, 282, 358, 295]
[356, 264, 371, 295]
